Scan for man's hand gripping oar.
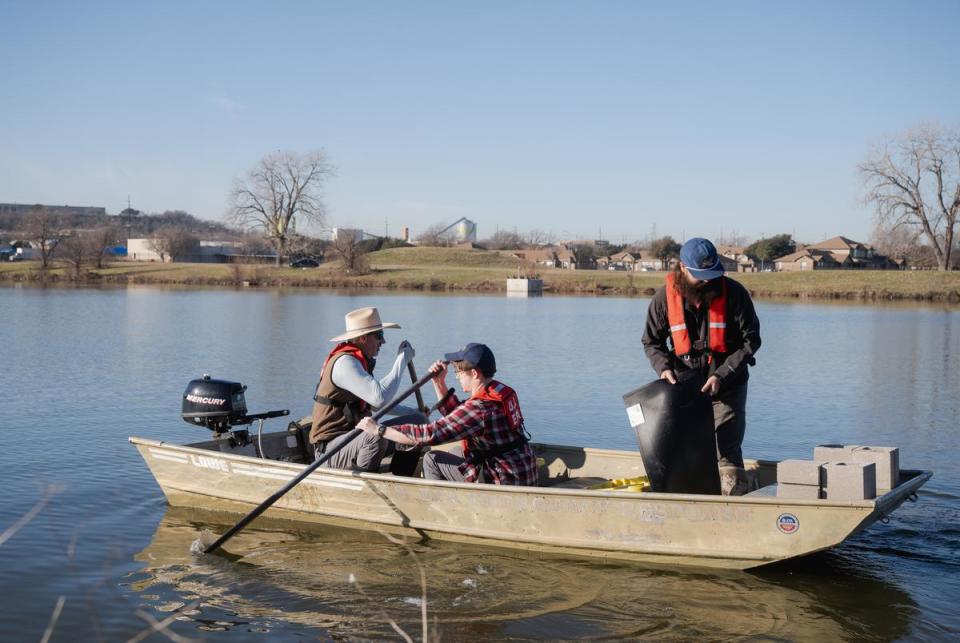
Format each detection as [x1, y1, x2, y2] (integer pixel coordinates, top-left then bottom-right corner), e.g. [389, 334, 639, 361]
[200, 365, 440, 555]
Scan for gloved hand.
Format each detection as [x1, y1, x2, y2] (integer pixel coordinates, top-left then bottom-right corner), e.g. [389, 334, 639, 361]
[397, 340, 415, 361]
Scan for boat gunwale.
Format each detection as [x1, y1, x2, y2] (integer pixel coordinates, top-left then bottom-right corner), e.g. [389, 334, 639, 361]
[129, 436, 930, 511]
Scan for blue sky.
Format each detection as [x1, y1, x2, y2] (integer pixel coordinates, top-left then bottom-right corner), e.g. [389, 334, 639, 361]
[1, 1, 957, 244]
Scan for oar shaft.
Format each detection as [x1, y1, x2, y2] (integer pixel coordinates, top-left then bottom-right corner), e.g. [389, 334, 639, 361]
[204, 368, 438, 554]
[407, 361, 428, 414]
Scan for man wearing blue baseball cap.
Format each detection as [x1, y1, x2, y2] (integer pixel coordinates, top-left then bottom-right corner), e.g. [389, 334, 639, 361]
[641, 237, 761, 495]
[356, 343, 538, 485]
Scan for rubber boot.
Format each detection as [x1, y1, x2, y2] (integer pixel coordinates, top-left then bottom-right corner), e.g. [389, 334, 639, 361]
[719, 465, 749, 496]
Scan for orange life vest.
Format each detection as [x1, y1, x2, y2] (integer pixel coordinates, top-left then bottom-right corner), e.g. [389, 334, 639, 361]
[316, 342, 373, 416]
[665, 273, 728, 356]
[461, 381, 526, 459]
[322, 342, 371, 377]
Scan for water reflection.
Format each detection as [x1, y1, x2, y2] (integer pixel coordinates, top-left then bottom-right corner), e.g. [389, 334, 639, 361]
[133, 506, 917, 640]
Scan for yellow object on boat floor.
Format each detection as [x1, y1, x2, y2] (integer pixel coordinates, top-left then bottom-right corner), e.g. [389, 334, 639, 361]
[589, 476, 651, 493]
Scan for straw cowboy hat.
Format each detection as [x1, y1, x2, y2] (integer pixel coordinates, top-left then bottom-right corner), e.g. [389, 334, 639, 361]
[329, 307, 400, 342]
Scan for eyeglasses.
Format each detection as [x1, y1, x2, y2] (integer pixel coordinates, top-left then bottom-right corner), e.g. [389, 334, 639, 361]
[369, 330, 385, 342]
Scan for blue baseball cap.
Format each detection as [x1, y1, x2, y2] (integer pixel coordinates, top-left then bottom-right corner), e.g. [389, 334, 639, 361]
[679, 237, 725, 281]
[444, 343, 496, 376]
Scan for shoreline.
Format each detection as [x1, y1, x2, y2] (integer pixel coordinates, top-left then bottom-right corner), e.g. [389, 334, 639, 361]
[0, 247, 960, 305]
[3, 259, 960, 304]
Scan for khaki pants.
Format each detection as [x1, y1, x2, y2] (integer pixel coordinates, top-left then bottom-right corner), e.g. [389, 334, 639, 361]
[316, 412, 426, 473]
[422, 445, 483, 483]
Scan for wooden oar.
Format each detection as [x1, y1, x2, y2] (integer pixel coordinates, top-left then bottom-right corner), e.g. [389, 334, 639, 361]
[407, 361, 430, 416]
[203, 368, 439, 554]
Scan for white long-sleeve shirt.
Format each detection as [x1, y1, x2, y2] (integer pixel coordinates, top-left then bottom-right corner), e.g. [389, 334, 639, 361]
[330, 352, 416, 416]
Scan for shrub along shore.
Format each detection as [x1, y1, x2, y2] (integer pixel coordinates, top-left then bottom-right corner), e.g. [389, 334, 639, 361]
[2, 247, 959, 303]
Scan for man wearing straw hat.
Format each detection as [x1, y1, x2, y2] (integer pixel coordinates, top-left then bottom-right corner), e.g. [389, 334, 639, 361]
[310, 306, 421, 472]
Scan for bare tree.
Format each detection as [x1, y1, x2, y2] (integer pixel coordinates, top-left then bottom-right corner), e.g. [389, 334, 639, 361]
[568, 242, 598, 267]
[415, 223, 455, 247]
[90, 226, 120, 269]
[240, 233, 275, 262]
[57, 232, 96, 278]
[147, 236, 171, 263]
[286, 233, 327, 261]
[331, 234, 370, 274]
[24, 208, 63, 269]
[648, 235, 681, 261]
[860, 125, 960, 271]
[524, 229, 555, 247]
[148, 227, 197, 262]
[228, 150, 334, 266]
[483, 230, 524, 250]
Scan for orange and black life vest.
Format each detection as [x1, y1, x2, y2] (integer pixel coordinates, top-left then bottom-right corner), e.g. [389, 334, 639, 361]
[321, 343, 371, 379]
[665, 272, 728, 356]
[310, 343, 374, 443]
[461, 381, 527, 465]
[471, 381, 524, 429]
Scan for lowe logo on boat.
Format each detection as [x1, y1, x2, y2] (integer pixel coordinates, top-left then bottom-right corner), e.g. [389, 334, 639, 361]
[189, 454, 230, 472]
[776, 513, 799, 534]
[185, 394, 226, 406]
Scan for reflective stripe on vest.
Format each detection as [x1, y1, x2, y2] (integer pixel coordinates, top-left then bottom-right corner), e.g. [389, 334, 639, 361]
[665, 272, 728, 356]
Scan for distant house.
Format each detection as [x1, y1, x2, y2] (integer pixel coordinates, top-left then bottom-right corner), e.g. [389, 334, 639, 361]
[556, 245, 596, 270]
[799, 236, 901, 270]
[717, 245, 756, 272]
[514, 247, 561, 268]
[604, 250, 641, 271]
[512, 244, 596, 270]
[598, 249, 669, 271]
[636, 251, 668, 271]
[774, 249, 841, 272]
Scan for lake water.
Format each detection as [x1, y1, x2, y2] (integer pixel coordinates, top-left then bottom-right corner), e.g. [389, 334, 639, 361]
[1, 286, 958, 640]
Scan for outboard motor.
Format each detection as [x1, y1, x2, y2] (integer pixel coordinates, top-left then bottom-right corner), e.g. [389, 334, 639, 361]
[182, 375, 289, 448]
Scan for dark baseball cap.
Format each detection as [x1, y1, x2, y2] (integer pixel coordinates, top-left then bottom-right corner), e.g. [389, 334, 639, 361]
[444, 343, 496, 376]
[679, 237, 725, 281]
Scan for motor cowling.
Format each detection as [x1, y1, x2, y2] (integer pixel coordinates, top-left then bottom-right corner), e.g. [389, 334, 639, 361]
[182, 375, 290, 440]
[182, 375, 248, 433]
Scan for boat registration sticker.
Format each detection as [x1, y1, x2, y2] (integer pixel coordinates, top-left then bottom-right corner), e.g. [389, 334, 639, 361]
[777, 513, 799, 534]
[626, 403, 645, 427]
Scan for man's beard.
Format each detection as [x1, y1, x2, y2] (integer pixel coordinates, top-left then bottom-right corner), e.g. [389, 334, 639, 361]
[675, 274, 720, 302]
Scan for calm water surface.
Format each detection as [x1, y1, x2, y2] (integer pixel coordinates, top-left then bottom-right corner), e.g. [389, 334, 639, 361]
[1, 286, 958, 640]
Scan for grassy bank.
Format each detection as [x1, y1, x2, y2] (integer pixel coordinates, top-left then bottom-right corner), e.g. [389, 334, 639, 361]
[2, 247, 960, 303]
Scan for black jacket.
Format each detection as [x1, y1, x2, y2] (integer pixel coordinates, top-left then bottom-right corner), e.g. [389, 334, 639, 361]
[642, 276, 761, 390]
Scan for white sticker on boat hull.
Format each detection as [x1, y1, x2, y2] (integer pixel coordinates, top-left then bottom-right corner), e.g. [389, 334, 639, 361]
[626, 403, 645, 428]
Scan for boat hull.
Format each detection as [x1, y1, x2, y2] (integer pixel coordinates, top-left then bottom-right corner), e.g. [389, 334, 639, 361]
[130, 436, 931, 570]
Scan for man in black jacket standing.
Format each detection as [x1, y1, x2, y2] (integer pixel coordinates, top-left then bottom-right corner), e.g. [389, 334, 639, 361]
[642, 238, 761, 496]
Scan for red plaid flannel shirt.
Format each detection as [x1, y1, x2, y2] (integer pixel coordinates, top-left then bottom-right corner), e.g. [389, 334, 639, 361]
[391, 388, 538, 485]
